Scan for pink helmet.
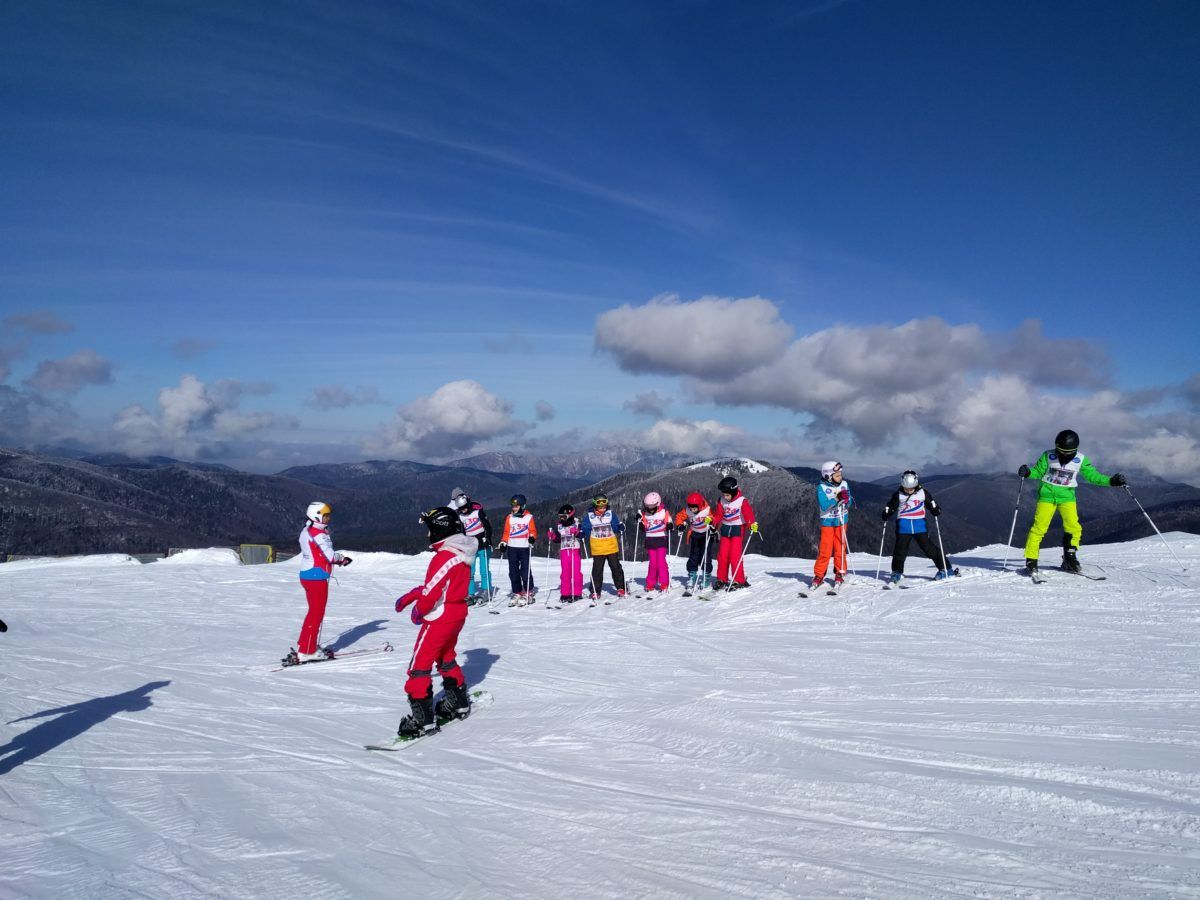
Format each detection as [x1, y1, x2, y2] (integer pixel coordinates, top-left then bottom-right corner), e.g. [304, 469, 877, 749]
[643, 491, 661, 508]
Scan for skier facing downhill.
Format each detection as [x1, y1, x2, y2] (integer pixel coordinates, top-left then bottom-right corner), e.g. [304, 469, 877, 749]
[498, 495, 537, 604]
[582, 493, 626, 600]
[292, 501, 351, 663]
[393, 507, 477, 739]
[638, 492, 672, 593]
[1018, 429, 1125, 575]
[881, 470, 950, 582]
[450, 487, 494, 604]
[678, 492, 715, 591]
[711, 475, 756, 590]
[547, 503, 584, 602]
[809, 461, 851, 591]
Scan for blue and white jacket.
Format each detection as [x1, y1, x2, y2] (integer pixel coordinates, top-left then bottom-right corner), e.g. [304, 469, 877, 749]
[817, 480, 853, 527]
[882, 487, 940, 535]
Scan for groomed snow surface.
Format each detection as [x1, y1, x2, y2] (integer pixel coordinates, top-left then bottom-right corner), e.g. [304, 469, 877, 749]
[2, 535, 1199, 899]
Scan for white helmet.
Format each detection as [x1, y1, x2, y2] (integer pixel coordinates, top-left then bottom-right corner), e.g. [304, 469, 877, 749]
[450, 487, 470, 510]
[900, 470, 919, 490]
[820, 460, 842, 481]
[643, 491, 661, 508]
[306, 501, 332, 525]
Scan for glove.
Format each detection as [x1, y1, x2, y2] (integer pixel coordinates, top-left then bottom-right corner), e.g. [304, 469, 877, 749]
[749, 522, 759, 534]
[411, 606, 426, 625]
[1110, 473, 1126, 487]
[337, 556, 352, 566]
[881, 509, 890, 522]
[704, 516, 713, 525]
[1018, 464, 1031, 478]
[837, 489, 849, 503]
[929, 505, 941, 517]
[497, 542, 507, 552]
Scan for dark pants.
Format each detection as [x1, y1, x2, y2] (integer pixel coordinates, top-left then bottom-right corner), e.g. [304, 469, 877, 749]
[686, 531, 714, 576]
[590, 552, 625, 594]
[892, 531, 947, 573]
[507, 547, 535, 593]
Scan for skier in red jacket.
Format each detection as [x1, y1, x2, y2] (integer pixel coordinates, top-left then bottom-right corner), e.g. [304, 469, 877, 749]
[711, 475, 757, 589]
[393, 507, 477, 739]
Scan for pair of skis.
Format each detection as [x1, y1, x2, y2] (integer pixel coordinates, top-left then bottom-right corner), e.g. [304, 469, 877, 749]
[1027, 567, 1106, 585]
[272, 642, 394, 672]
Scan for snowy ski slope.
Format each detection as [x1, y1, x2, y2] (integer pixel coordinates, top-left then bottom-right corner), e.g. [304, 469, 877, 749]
[2, 536, 1198, 899]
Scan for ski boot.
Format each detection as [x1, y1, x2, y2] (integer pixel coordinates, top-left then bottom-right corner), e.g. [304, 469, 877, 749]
[808, 577, 823, 592]
[934, 570, 948, 581]
[616, 589, 626, 599]
[434, 678, 472, 722]
[711, 579, 728, 591]
[1061, 548, 1082, 574]
[1024, 559, 1039, 577]
[832, 575, 845, 590]
[397, 692, 439, 739]
[889, 572, 902, 586]
[296, 646, 334, 664]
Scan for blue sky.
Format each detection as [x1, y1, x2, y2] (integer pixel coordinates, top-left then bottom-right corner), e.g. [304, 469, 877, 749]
[2, 1, 1198, 479]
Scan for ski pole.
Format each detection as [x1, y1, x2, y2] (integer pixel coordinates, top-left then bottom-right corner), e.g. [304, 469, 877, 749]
[933, 514, 950, 573]
[1001, 475, 1026, 571]
[875, 522, 887, 582]
[1123, 484, 1187, 570]
[543, 533, 554, 606]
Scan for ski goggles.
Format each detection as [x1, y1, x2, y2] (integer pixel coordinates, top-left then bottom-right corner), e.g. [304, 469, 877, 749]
[593, 498, 609, 507]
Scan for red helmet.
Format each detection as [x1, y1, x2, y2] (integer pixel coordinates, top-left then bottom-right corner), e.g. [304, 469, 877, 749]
[686, 492, 705, 507]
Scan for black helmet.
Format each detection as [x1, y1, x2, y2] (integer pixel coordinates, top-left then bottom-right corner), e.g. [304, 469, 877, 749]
[1055, 429, 1080, 454]
[419, 506, 465, 544]
[558, 503, 575, 518]
[718, 475, 738, 495]
[510, 494, 527, 512]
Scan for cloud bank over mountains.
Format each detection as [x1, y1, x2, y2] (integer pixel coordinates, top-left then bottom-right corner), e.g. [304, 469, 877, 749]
[1, 300, 1197, 481]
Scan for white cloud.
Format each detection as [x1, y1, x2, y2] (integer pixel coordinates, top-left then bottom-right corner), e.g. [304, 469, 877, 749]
[595, 295, 1200, 482]
[595, 294, 793, 379]
[24, 350, 115, 394]
[640, 418, 745, 455]
[111, 374, 291, 457]
[369, 380, 529, 459]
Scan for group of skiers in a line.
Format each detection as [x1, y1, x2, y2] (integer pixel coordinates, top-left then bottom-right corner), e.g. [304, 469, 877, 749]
[446, 474, 760, 607]
[289, 427, 1125, 741]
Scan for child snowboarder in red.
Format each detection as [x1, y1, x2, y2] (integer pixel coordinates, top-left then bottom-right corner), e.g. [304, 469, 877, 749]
[393, 507, 477, 739]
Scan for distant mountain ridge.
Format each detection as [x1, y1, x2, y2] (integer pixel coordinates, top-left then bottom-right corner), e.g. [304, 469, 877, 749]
[2, 447, 1196, 561]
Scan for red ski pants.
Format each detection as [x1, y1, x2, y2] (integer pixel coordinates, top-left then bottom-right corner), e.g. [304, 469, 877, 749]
[813, 525, 848, 581]
[298, 578, 329, 654]
[405, 608, 467, 699]
[716, 534, 747, 584]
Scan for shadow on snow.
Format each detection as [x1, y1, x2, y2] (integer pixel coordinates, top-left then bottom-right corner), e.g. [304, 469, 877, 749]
[1, 680, 171, 776]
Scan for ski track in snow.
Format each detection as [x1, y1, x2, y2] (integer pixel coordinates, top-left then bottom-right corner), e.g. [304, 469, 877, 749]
[2, 539, 1200, 898]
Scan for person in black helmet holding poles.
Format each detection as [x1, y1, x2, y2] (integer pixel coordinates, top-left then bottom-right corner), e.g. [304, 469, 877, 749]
[1018, 429, 1126, 576]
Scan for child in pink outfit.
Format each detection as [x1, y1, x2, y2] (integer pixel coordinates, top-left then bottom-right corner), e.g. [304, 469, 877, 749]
[547, 504, 585, 602]
[639, 492, 672, 593]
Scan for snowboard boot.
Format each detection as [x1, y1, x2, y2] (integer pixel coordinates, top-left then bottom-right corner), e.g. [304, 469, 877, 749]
[434, 679, 472, 722]
[397, 693, 439, 739]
